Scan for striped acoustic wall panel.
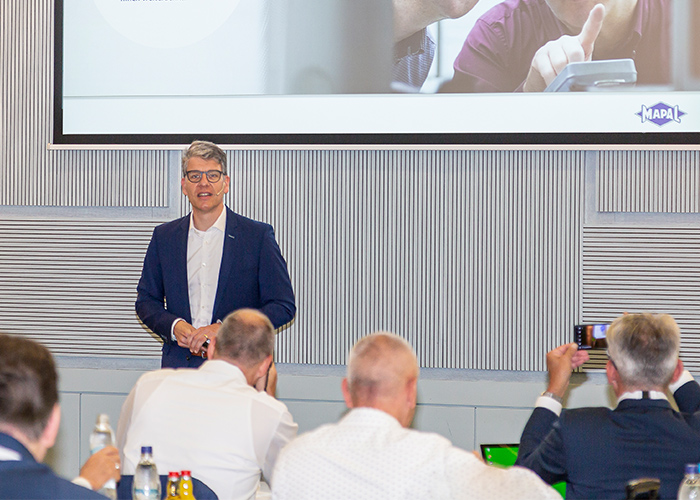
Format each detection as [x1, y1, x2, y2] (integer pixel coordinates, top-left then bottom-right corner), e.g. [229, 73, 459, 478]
[582, 227, 700, 371]
[598, 150, 700, 213]
[0, 219, 164, 357]
[1, 150, 585, 371]
[1, 0, 170, 207]
[220, 149, 585, 370]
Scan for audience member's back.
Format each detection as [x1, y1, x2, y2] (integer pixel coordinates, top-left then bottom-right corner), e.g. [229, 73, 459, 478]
[272, 332, 559, 500]
[0, 334, 106, 500]
[516, 313, 700, 499]
[117, 309, 297, 500]
[274, 406, 553, 499]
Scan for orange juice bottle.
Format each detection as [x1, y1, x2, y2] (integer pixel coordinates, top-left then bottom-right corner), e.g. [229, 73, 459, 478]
[178, 470, 196, 499]
[165, 471, 180, 499]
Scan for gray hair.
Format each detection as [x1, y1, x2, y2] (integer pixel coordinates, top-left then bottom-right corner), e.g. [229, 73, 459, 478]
[215, 309, 274, 366]
[347, 332, 419, 400]
[181, 140, 227, 176]
[606, 313, 680, 388]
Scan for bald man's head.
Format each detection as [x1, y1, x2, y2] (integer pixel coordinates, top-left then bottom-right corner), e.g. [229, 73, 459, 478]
[344, 332, 419, 426]
[213, 309, 275, 367]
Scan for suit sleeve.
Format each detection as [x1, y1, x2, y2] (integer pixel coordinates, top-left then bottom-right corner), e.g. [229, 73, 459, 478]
[257, 226, 296, 329]
[515, 407, 568, 485]
[675, 380, 700, 414]
[135, 230, 179, 343]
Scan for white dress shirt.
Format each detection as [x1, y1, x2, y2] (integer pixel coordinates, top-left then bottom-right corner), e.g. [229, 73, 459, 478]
[117, 360, 298, 500]
[171, 208, 227, 339]
[271, 407, 559, 500]
[187, 209, 226, 328]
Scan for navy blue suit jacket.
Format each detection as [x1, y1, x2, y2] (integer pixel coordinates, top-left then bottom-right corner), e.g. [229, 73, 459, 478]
[0, 432, 104, 499]
[135, 208, 296, 368]
[516, 381, 700, 499]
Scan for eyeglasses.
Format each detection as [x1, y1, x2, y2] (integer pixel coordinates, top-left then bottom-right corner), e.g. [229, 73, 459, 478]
[184, 170, 223, 183]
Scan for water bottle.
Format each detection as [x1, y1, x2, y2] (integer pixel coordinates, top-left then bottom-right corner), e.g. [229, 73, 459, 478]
[678, 463, 700, 500]
[89, 414, 117, 500]
[132, 446, 161, 500]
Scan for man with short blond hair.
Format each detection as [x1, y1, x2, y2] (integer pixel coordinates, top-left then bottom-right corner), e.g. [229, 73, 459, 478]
[272, 331, 559, 499]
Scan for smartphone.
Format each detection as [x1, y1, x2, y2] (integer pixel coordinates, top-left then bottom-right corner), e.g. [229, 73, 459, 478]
[574, 323, 610, 350]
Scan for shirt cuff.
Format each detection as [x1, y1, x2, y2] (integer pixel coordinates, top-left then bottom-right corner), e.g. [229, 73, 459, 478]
[171, 318, 184, 342]
[669, 370, 695, 394]
[536, 395, 563, 416]
[71, 476, 93, 490]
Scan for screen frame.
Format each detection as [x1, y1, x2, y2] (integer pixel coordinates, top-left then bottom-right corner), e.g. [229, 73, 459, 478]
[51, 0, 700, 150]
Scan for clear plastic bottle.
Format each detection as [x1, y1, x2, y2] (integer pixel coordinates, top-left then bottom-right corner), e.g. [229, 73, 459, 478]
[178, 470, 196, 499]
[678, 463, 700, 500]
[89, 414, 117, 500]
[166, 471, 181, 499]
[132, 446, 161, 500]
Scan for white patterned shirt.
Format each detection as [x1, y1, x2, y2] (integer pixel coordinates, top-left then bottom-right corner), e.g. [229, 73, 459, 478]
[271, 407, 560, 500]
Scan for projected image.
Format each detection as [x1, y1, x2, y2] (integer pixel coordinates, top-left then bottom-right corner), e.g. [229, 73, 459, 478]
[56, 0, 700, 143]
[442, 0, 669, 93]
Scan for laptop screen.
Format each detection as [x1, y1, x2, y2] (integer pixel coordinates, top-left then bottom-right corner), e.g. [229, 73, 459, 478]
[480, 443, 566, 498]
[480, 443, 519, 468]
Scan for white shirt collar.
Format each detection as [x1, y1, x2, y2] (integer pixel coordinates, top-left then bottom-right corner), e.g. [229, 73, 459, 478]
[617, 390, 668, 403]
[0, 445, 21, 461]
[343, 407, 402, 428]
[199, 359, 248, 383]
[189, 206, 227, 234]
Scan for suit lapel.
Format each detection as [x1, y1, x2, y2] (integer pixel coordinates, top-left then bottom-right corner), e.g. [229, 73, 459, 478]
[212, 208, 238, 321]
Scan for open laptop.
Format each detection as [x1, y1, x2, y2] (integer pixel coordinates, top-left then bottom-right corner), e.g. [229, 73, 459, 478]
[480, 443, 566, 498]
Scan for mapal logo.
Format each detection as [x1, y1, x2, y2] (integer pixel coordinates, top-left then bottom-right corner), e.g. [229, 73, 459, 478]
[636, 102, 686, 127]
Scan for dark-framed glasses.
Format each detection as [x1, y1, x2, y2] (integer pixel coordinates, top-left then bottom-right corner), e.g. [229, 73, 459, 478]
[185, 170, 223, 183]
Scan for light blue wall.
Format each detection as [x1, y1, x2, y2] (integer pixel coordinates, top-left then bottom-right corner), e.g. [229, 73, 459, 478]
[47, 361, 612, 480]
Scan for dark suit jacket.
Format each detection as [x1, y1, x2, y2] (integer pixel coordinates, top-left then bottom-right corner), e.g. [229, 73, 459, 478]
[0, 432, 104, 499]
[135, 208, 296, 368]
[515, 381, 700, 499]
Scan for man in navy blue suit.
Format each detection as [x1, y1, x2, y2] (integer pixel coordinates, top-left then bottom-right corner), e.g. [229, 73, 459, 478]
[516, 313, 700, 499]
[0, 334, 116, 499]
[136, 140, 296, 368]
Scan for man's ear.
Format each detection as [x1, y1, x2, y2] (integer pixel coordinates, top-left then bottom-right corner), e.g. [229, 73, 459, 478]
[39, 404, 61, 460]
[208, 336, 218, 359]
[670, 359, 685, 384]
[606, 359, 619, 390]
[406, 377, 417, 409]
[341, 378, 354, 408]
[255, 354, 273, 381]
